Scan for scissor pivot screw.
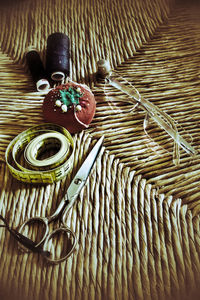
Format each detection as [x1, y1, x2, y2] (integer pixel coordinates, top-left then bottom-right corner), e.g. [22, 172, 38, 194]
[74, 178, 82, 185]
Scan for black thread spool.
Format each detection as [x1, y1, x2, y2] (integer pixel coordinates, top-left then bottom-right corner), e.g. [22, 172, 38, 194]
[25, 47, 50, 92]
[46, 33, 70, 82]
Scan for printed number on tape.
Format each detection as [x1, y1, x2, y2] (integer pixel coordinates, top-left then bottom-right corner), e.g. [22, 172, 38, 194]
[5, 123, 74, 184]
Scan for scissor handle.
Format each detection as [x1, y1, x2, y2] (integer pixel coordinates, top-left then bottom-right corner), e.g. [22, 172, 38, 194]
[18, 216, 49, 252]
[42, 226, 77, 264]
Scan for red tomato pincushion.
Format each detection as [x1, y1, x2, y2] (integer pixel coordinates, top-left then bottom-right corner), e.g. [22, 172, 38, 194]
[42, 82, 96, 133]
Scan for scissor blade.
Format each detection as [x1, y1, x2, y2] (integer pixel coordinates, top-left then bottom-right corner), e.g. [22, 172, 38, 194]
[66, 136, 104, 204]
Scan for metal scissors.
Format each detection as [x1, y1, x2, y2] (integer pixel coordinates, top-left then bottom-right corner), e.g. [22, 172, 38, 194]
[18, 136, 104, 264]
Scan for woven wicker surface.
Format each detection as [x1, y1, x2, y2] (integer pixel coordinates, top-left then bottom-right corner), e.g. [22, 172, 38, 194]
[90, 3, 200, 210]
[0, 0, 200, 299]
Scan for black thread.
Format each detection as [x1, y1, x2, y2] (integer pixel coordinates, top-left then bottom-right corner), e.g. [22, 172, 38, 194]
[46, 32, 70, 80]
[26, 49, 49, 90]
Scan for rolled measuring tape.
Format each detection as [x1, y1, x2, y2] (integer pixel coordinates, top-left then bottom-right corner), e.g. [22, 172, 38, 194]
[5, 123, 74, 184]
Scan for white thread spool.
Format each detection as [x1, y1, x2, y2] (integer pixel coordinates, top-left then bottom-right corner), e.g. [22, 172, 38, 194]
[97, 59, 112, 78]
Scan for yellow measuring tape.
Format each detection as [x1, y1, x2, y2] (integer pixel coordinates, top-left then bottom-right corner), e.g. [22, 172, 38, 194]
[5, 123, 74, 184]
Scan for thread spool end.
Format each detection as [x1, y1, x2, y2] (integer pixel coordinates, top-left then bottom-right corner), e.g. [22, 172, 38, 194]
[51, 71, 65, 82]
[36, 79, 50, 92]
[25, 46, 39, 56]
[97, 59, 112, 78]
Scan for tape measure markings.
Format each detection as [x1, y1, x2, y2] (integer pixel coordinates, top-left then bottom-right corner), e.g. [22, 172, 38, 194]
[5, 123, 74, 184]
[25, 132, 70, 168]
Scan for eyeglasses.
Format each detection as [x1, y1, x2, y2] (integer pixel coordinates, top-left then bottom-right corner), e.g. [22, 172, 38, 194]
[101, 70, 195, 166]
